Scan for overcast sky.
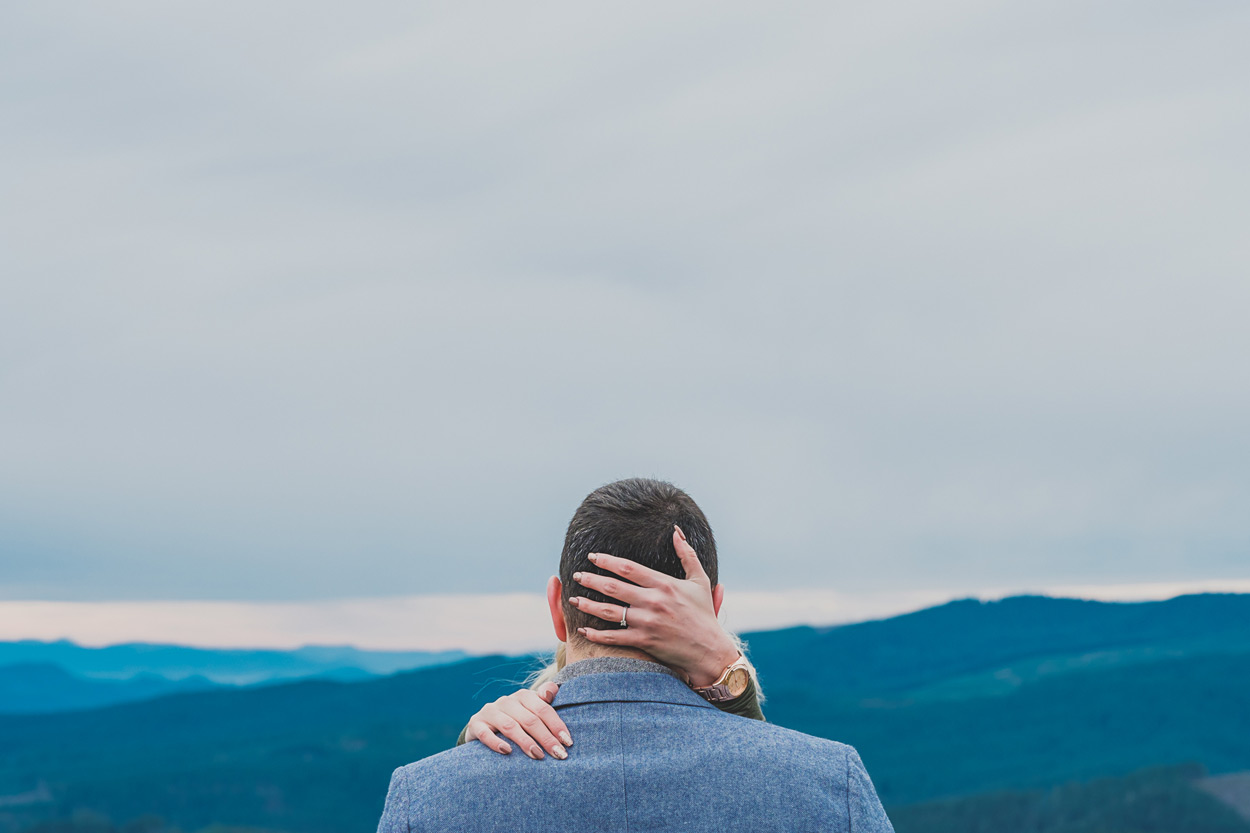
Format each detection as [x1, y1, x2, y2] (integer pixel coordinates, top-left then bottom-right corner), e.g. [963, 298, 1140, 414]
[3, 2, 1248, 619]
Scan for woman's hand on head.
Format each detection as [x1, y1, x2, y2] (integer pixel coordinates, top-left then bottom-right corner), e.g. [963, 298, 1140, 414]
[464, 682, 571, 760]
[570, 525, 743, 688]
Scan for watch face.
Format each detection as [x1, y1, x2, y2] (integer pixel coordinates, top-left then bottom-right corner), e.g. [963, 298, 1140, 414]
[725, 667, 751, 698]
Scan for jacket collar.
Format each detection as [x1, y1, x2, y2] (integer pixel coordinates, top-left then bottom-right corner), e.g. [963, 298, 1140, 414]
[550, 667, 717, 712]
[551, 656, 683, 685]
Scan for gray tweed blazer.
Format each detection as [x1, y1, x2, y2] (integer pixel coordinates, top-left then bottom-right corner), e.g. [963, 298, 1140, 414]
[376, 659, 895, 832]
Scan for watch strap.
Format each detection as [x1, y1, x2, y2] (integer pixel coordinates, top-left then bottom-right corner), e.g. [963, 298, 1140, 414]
[692, 654, 750, 702]
[696, 682, 739, 702]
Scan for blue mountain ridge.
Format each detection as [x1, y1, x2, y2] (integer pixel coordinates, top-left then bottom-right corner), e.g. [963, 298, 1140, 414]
[0, 663, 221, 714]
[1, 592, 1247, 833]
[0, 641, 468, 685]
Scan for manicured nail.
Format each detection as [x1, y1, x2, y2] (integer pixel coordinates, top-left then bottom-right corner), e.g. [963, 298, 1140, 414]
[577, 627, 588, 636]
[529, 746, 544, 759]
[588, 553, 599, 562]
[569, 596, 581, 607]
[500, 743, 512, 754]
[675, 525, 687, 541]
[559, 731, 572, 746]
[551, 744, 567, 759]
[573, 572, 583, 582]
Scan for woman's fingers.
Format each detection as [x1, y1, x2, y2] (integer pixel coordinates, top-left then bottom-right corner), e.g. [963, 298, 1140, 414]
[586, 552, 669, 588]
[465, 687, 571, 760]
[494, 697, 567, 760]
[673, 526, 709, 584]
[578, 625, 648, 649]
[568, 595, 628, 625]
[483, 701, 547, 760]
[572, 569, 646, 604]
[516, 688, 573, 748]
[488, 711, 547, 760]
[466, 718, 512, 755]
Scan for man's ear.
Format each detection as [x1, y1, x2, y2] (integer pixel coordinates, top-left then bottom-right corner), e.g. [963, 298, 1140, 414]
[547, 575, 568, 643]
[712, 583, 725, 617]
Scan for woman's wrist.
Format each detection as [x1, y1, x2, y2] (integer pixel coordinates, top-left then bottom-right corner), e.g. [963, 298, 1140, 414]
[685, 635, 744, 688]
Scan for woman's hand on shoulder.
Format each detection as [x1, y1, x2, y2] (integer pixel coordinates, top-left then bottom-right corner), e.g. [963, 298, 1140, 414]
[464, 682, 571, 760]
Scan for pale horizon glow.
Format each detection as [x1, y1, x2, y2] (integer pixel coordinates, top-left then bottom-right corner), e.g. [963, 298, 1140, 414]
[3, 579, 1248, 654]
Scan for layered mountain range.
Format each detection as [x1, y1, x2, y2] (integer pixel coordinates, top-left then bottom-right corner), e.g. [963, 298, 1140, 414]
[1, 593, 1247, 833]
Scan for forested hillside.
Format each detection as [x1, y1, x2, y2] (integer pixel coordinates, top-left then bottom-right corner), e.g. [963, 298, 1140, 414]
[2, 594, 1247, 833]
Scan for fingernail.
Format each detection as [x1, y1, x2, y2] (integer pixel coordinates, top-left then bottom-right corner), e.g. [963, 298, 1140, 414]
[587, 553, 599, 562]
[577, 627, 587, 636]
[559, 732, 572, 746]
[552, 744, 567, 759]
[529, 746, 544, 759]
[569, 596, 581, 607]
[573, 572, 582, 582]
[675, 525, 687, 541]
[500, 743, 512, 754]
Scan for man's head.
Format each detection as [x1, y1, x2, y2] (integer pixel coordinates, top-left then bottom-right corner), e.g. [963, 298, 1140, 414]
[546, 478, 718, 657]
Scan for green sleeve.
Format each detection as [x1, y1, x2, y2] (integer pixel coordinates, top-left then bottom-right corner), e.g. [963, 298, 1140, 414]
[454, 675, 763, 747]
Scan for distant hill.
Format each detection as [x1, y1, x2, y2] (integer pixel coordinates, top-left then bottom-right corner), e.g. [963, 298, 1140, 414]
[0, 663, 219, 714]
[743, 592, 1250, 699]
[0, 642, 468, 686]
[2, 593, 1248, 833]
[767, 650, 1250, 805]
[890, 765, 1250, 833]
[0, 655, 536, 833]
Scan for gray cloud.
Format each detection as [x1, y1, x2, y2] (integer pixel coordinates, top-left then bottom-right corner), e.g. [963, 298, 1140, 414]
[2, 1, 1248, 602]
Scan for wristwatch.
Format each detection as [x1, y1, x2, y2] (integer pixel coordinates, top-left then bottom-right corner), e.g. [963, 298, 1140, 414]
[691, 654, 752, 702]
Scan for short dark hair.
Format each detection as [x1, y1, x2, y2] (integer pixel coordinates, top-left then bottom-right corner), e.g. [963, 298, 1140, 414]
[560, 478, 717, 639]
